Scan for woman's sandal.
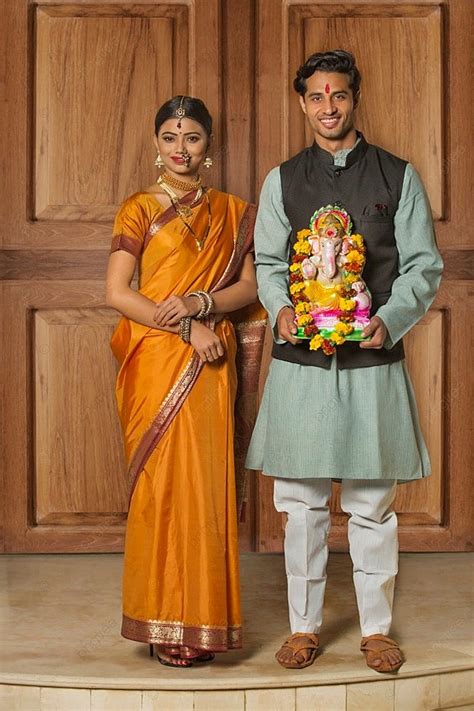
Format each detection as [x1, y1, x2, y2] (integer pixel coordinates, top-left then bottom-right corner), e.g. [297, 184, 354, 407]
[360, 634, 404, 673]
[275, 632, 319, 669]
[149, 644, 193, 668]
[180, 646, 215, 663]
[179, 645, 202, 660]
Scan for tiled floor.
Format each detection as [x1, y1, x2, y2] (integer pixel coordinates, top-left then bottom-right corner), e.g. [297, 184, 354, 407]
[0, 553, 473, 710]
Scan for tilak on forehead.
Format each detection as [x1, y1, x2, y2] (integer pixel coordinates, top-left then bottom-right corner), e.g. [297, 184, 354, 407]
[325, 83, 330, 94]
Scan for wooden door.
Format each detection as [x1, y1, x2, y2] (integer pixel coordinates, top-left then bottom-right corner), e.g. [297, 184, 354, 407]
[255, 0, 473, 552]
[0, 0, 256, 552]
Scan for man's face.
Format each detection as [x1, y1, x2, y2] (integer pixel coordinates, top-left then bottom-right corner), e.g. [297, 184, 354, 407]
[299, 71, 357, 144]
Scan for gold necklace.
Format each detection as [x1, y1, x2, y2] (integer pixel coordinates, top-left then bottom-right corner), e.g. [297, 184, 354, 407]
[181, 191, 211, 251]
[168, 187, 212, 251]
[160, 171, 202, 193]
[157, 177, 203, 218]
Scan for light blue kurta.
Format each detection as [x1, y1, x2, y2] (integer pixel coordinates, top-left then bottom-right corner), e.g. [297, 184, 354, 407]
[245, 153, 443, 481]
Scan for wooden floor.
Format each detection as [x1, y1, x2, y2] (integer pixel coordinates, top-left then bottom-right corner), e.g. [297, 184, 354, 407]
[0, 552, 473, 711]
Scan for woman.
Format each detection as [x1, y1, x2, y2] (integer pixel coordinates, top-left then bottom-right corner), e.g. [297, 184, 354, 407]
[106, 96, 265, 667]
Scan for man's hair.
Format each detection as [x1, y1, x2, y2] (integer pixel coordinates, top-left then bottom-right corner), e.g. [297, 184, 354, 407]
[294, 50, 361, 99]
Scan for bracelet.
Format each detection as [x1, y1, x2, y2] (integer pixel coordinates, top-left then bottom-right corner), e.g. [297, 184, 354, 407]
[188, 290, 214, 320]
[178, 316, 192, 343]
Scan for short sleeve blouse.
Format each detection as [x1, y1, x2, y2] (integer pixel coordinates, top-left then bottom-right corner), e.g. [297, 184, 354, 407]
[110, 194, 150, 258]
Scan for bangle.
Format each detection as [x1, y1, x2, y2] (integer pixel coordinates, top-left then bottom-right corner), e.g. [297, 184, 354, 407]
[188, 290, 214, 319]
[178, 316, 192, 343]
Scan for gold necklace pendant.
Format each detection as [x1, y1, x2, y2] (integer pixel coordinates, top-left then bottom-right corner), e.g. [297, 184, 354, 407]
[176, 204, 194, 219]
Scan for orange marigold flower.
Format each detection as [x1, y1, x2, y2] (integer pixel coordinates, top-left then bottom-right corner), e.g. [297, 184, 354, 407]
[340, 298, 356, 311]
[297, 314, 313, 327]
[295, 302, 311, 315]
[351, 234, 365, 250]
[335, 322, 354, 335]
[330, 332, 345, 345]
[294, 241, 312, 256]
[309, 334, 324, 351]
[290, 282, 305, 294]
[296, 228, 312, 241]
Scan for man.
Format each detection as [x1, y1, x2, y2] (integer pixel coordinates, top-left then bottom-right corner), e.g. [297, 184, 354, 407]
[246, 50, 443, 672]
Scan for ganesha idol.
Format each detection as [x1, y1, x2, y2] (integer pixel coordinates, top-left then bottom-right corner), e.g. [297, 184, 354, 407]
[289, 204, 371, 349]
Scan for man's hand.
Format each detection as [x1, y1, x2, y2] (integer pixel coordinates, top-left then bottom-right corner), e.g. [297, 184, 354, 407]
[360, 315, 387, 349]
[276, 306, 301, 345]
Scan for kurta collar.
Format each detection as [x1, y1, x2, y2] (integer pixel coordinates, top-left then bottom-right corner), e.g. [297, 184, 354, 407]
[310, 131, 368, 168]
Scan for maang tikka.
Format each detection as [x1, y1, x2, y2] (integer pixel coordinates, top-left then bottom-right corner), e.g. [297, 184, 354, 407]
[176, 95, 186, 128]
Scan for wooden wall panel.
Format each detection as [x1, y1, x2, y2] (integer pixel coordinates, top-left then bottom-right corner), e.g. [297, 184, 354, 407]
[35, 6, 185, 221]
[5, 0, 220, 251]
[34, 309, 127, 525]
[2, 281, 128, 552]
[287, 4, 443, 218]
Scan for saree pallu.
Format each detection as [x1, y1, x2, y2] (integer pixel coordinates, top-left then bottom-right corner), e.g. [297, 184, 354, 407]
[110, 189, 266, 651]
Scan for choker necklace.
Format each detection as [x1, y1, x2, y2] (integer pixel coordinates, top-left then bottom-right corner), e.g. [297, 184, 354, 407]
[160, 172, 202, 193]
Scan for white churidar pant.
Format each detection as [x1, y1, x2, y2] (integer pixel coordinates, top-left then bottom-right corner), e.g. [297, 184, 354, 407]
[273, 477, 398, 638]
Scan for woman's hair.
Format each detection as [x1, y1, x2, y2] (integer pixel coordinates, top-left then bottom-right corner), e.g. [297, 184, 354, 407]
[154, 96, 213, 137]
[294, 50, 361, 99]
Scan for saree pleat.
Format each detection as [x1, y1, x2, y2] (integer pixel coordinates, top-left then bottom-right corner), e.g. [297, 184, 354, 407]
[111, 189, 265, 651]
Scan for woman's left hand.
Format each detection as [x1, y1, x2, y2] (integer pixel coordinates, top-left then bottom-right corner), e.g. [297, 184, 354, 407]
[153, 295, 200, 326]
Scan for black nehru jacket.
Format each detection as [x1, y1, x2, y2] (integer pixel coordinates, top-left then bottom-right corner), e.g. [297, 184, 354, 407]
[273, 133, 407, 370]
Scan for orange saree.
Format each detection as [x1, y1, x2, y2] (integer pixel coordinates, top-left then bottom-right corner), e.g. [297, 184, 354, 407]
[110, 188, 265, 651]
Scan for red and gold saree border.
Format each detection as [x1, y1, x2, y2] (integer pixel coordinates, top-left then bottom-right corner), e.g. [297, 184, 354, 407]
[122, 614, 242, 651]
[127, 352, 203, 500]
[143, 189, 202, 251]
[213, 203, 256, 292]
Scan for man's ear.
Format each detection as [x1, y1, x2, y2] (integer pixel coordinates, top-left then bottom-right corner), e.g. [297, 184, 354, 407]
[353, 90, 361, 110]
[299, 94, 307, 115]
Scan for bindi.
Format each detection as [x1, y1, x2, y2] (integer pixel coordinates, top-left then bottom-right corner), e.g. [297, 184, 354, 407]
[325, 83, 330, 94]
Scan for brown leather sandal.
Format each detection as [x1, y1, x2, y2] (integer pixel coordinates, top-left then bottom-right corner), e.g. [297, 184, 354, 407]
[275, 632, 319, 669]
[360, 634, 404, 673]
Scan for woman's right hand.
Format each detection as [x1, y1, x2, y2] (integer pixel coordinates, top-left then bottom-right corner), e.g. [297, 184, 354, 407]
[189, 321, 225, 363]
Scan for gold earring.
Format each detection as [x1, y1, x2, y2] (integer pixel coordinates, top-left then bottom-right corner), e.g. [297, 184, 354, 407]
[154, 153, 164, 167]
[203, 156, 213, 168]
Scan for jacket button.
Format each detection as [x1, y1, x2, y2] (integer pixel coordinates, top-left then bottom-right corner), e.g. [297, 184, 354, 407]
[334, 169, 342, 177]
